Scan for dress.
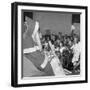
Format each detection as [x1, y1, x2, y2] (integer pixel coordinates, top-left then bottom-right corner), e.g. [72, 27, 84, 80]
[23, 17, 54, 76]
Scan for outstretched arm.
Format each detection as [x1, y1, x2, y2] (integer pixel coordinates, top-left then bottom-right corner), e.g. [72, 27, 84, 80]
[40, 51, 49, 69]
[23, 46, 40, 54]
[32, 21, 42, 51]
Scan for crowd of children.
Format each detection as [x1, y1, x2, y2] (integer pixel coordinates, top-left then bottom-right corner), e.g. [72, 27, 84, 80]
[40, 30, 80, 74]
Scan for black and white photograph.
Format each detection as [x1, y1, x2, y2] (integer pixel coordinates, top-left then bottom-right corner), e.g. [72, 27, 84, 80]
[23, 11, 80, 77]
[11, 2, 88, 87]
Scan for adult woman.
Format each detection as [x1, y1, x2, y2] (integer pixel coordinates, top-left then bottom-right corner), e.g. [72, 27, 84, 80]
[23, 17, 53, 76]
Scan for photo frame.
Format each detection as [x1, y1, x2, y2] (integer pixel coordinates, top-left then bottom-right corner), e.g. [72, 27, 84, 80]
[11, 2, 88, 87]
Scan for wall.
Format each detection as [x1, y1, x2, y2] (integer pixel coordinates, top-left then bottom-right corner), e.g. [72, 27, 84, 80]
[34, 12, 72, 34]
